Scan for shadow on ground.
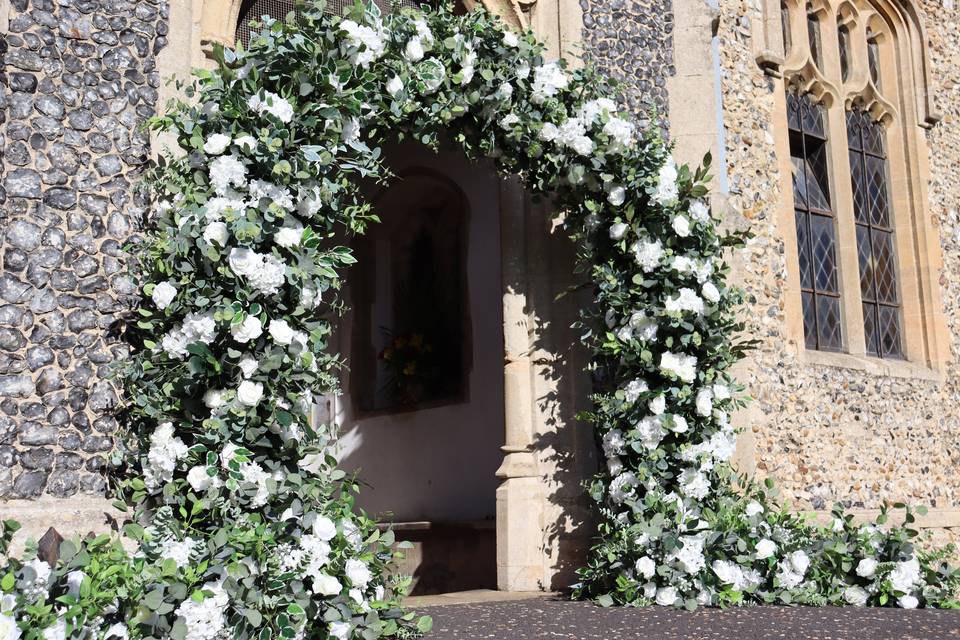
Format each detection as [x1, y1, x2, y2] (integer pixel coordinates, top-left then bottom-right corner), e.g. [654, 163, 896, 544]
[417, 596, 960, 639]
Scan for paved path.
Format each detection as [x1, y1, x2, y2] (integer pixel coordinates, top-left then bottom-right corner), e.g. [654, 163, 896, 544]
[417, 597, 960, 639]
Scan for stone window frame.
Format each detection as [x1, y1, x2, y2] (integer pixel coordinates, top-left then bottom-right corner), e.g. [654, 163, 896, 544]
[758, 0, 949, 379]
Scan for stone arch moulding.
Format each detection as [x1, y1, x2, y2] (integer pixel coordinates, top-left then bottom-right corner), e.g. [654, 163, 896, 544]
[199, 0, 529, 53]
[751, 0, 941, 127]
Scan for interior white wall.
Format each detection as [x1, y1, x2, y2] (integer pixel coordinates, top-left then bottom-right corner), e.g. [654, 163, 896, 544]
[334, 143, 505, 523]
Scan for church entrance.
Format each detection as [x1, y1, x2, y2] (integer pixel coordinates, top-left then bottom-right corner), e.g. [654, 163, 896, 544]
[335, 142, 505, 595]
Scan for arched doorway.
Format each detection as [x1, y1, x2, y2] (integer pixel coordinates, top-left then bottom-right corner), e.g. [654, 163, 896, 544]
[334, 142, 505, 595]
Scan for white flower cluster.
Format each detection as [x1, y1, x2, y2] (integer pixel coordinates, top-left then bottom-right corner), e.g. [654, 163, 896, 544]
[17, 558, 51, 602]
[174, 581, 229, 640]
[652, 156, 679, 205]
[0, 595, 19, 640]
[228, 247, 287, 295]
[161, 311, 217, 359]
[159, 536, 203, 568]
[143, 422, 189, 493]
[340, 19, 385, 67]
[248, 91, 294, 123]
[530, 62, 568, 103]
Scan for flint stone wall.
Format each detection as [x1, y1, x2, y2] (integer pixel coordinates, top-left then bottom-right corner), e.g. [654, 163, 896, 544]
[0, 0, 167, 499]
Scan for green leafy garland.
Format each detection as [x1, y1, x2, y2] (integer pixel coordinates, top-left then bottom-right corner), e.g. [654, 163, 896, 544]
[0, 2, 957, 639]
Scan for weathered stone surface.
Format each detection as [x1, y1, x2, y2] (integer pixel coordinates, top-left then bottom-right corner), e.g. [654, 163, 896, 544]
[0, 0, 166, 497]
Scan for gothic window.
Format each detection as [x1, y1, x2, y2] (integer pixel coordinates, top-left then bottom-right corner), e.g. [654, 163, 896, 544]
[788, 92, 843, 351]
[772, 0, 943, 367]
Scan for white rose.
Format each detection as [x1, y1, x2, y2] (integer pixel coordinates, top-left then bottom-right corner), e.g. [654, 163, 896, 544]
[609, 222, 628, 240]
[843, 585, 869, 606]
[272, 225, 302, 248]
[648, 395, 666, 415]
[702, 282, 721, 303]
[745, 500, 764, 517]
[312, 573, 342, 596]
[405, 36, 424, 61]
[855, 557, 877, 578]
[151, 281, 177, 310]
[898, 594, 919, 609]
[635, 556, 655, 579]
[655, 586, 678, 606]
[238, 355, 258, 378]
[788, 550, 810, 575]
[386, 75, 403, 97]
[236, 380, 264, 407]
[313, 516, 337, 541]
[345, 558, 372, 588]
[502, 30, 519, 47]
[229, 247, 260, 277]
[329, 622, 351, 640]
[203, 133, 231, 155]
[669, 415, 688, 433]
[496, 82, 513, 100]
[233, 135, 257, 152]
[269, 319, 295, 345]
[231, 315, 263, 343]
[755, 539, 777, 559]
[607, 185, 626, 206]
[203, 388, 227, 410]
[672, 215, 691, 237]
[203, 221, 228, 246]
[187, 465, 218, 492]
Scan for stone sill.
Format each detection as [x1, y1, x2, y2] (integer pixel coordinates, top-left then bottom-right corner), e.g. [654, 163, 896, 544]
[799, 348, 944, 383]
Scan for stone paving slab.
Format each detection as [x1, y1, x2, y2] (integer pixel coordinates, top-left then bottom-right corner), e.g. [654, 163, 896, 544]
[417, 597, 960, 639]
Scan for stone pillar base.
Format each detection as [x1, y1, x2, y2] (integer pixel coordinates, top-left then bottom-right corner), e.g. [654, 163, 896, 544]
[496, 476, 545, 591]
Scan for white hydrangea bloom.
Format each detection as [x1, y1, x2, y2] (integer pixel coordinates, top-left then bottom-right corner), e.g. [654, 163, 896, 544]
[204, 195, 246, 220]
[629, 311, 658, 342]
[889, 558, 921, 594]
[631, 238, 664, 272]
[151, 281, 177, 310]
[660, 351, 697, 383]
[603, 116, 636, 153]
[247, 91, 294, 123]
[174, 580, 229, 640]
[160, 311, 217, 359]
[695, 388, 714, 417]
[679, 468, 710, 500]
[689, 199, 710, 222]
[637, 416, 666, 449]
[405, 36, 425, 61]
[652, 157, 679, 205]
[531, 62, 568, 103]
[664, 288, 705, 315]
[339, 19, 385, 67]
[229, 248, 287, 295]
[670, 535, 706, 574]
[601, 429, 626, 457]
[249, 180, 294, 210]
[623, 379, 648, 404]
[539, 122, 558, 142]
[143, 422, 188, 492]
[203, 134, 231, 155]
[208, 155, 247, 195]
[160, 537, 201, 567]
[187, 465, 220, 492]
[608, 471, 638, 504]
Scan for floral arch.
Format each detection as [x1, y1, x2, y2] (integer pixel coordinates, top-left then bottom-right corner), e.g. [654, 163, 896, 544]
[1, 2, 958, 639]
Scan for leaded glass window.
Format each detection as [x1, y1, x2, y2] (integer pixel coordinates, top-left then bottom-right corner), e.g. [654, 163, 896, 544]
[837, 23, 851, 82]
[788, 91, 843, 351]
[806, 3, 823, 68]
[846, 109, 903, 358]
[867, 37, 882, 87]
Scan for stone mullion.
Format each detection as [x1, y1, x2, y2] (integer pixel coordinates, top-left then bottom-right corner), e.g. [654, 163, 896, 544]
[817, 4, 867, 356]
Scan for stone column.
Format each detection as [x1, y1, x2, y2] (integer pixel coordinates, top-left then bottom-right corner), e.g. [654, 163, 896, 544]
[495, 177, 546, 592]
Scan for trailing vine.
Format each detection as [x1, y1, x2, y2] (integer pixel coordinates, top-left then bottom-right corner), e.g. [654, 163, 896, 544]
[0, 2, 957, 639]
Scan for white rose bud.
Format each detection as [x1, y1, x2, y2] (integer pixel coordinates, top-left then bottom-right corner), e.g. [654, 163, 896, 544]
[755, 538, 777, 559]
[607, 185, 626, 206]
[672, 214, 691, 237]
[274, 225, 303, 249]
[405, 37, 424, 61]
[312, 573, 342, 596]
[702, 282, 721, 303]
[187, 465, 218, 492]
[238, 355, 258, 378]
